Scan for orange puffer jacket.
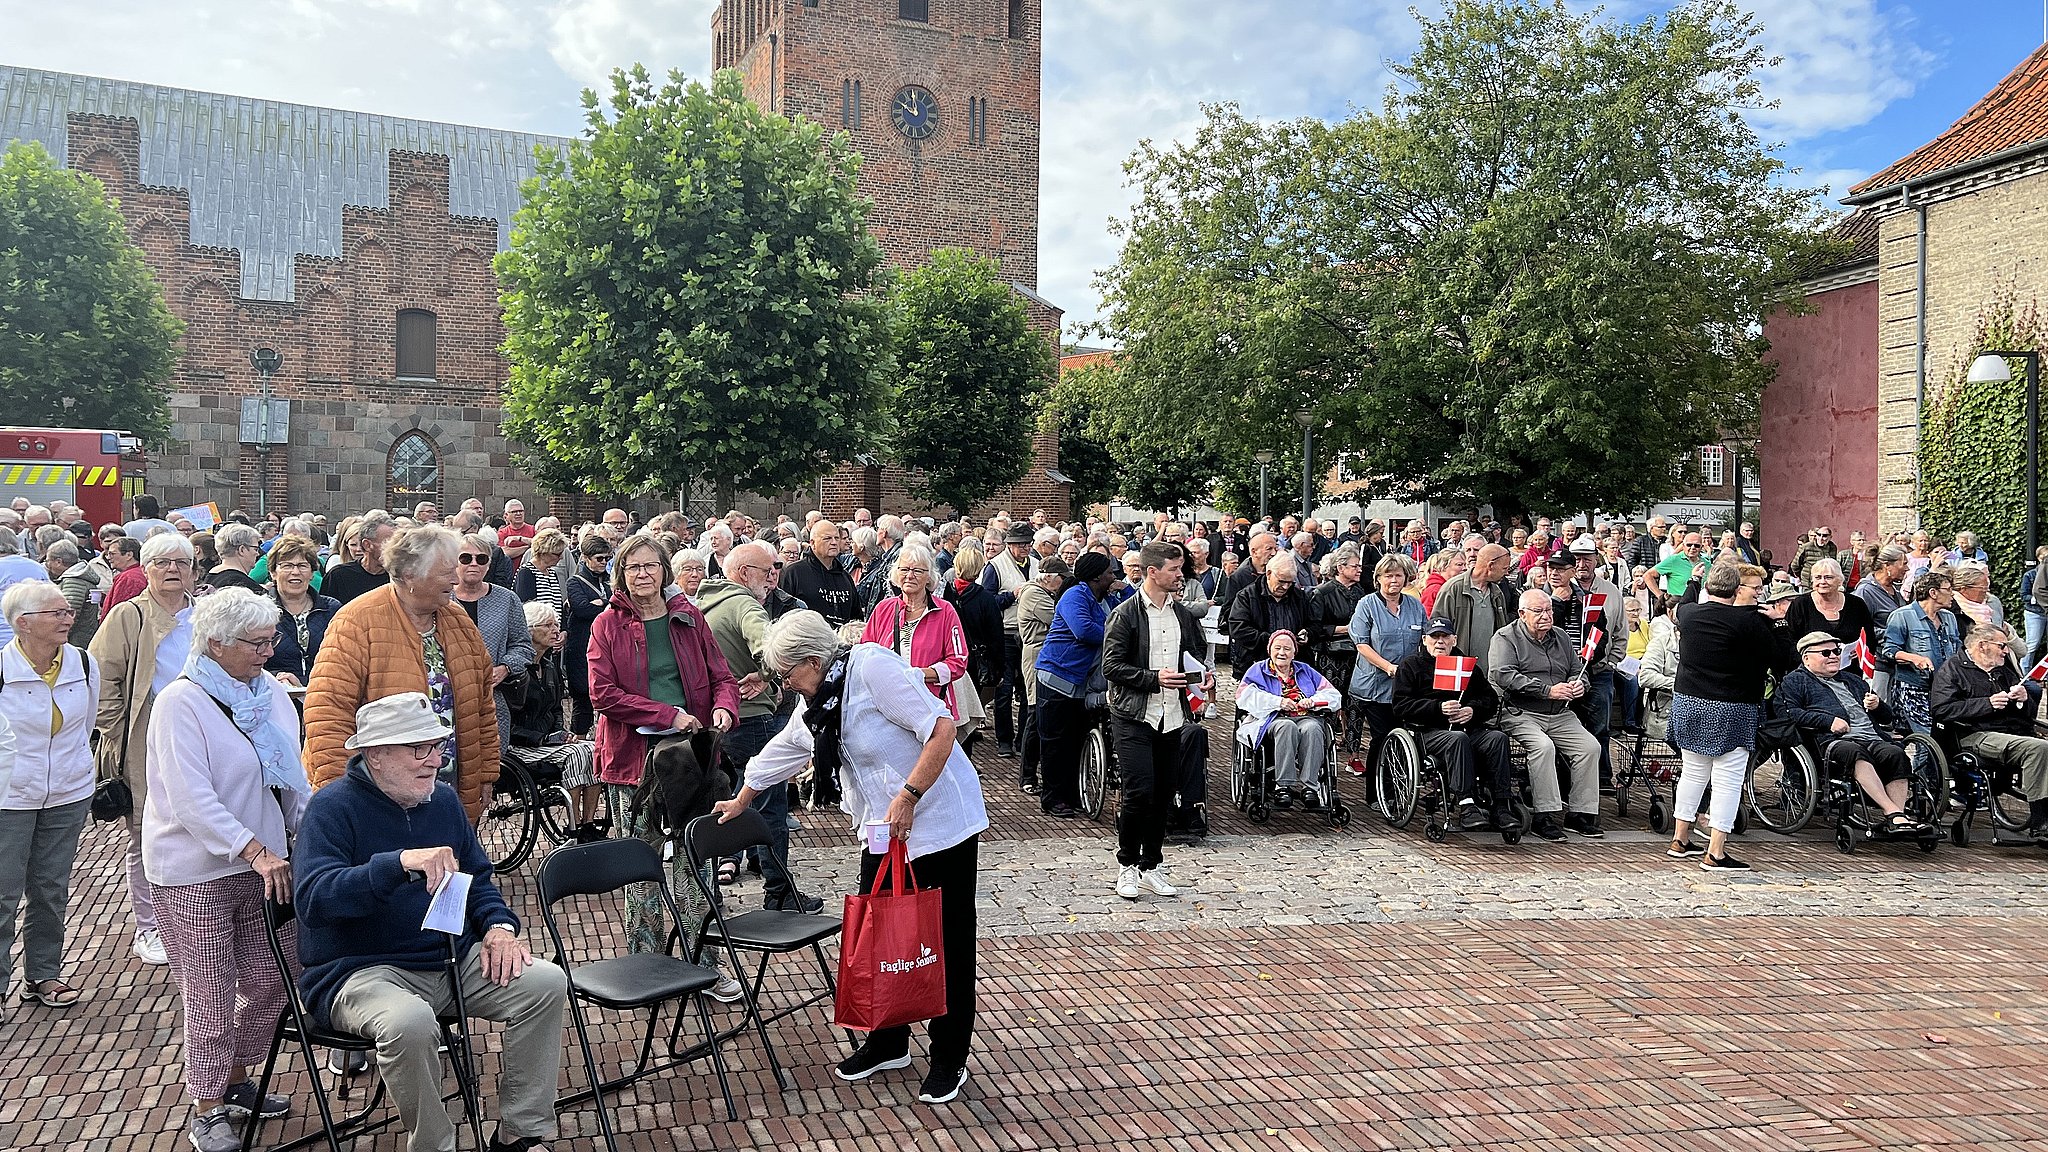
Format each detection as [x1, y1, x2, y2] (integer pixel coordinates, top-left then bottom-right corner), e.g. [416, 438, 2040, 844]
[304, 585, 500, 818]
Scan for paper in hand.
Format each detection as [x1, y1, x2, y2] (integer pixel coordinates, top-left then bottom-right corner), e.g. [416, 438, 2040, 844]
[1182, 652, 1209, 707]
[421, 869, 473, 936]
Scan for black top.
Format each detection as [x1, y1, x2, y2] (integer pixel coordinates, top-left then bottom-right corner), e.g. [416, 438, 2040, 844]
[777, 552, 859, 625]
[322, 561, 390, 606]
[200, 567, 267, 596]
[1674, 600, 1795, 704]
[943, 578, 1004, 690]
[1782, 593, 1877, 660]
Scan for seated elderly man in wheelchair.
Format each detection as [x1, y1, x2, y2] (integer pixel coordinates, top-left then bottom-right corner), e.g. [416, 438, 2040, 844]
[1392, 620, 1516, 838]
[1235, 630, 1341, 809]
[1488, 589, 1604, 842]
[1932, 623, 2048, 838]
[296, 693, 569, 1152]
[1776, 631, 1927, 835]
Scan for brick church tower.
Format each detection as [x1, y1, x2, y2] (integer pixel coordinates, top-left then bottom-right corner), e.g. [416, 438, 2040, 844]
[711, 0, 1071, 520]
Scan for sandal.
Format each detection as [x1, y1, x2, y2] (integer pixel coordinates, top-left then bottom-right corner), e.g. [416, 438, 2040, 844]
[715, 858, 740, 886]
[22, 980, 82, 1008]
[1884, 812, 1922, 833]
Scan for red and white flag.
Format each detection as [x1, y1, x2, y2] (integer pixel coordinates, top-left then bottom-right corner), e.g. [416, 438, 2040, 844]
[1585, 592, 1608, 616]
[2029, 654, 2048, 683]
[1579, 626, 1603, 664]
[1855, 638, 1876, 680]
[1433, 655, 1477, 694]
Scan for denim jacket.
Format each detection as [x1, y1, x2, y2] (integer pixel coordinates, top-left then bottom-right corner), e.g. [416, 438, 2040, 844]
[1881, 602, 1959, 692]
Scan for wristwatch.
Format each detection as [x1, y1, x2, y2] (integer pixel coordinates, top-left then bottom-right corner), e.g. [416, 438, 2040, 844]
[901, 782, 926, 801]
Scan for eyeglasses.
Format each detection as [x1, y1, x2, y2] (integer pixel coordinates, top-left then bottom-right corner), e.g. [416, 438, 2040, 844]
[898, 566, 929, 576]
[230, 633, 279, 652]
[1521, 608, 1554, 617]
[623, 561, 665, 575]
[458, 553, 489, 565]
[21, 607, 77, 618]
[405, 740, 445, 762]
[147, 558, 193, 570]
[604, 519, 629, 528]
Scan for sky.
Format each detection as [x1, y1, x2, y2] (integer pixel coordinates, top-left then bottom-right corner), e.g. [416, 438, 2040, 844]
[3, 0, 2043, 338]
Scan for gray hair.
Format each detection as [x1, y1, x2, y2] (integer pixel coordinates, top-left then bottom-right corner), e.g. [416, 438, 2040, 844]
[704, 522, 734, 549]
[672, 548, 711, 577]
[384, 524, 463, 582]
[849, 525, 878, 555]
[893, 543, 935, 584]
[762, 609, 847, 678]
[216, 523, 262, 555]
[0, 526, 18, 556]
[43, 537, 80, 567]
[190, 587, 281, 651]
[877, 514, 907, 545]
[1267, 551, 1299, 579]
[1951, 563, 1989, 590]
[1809, 557, 1844, 582]
[1965, 622, 2011, 649]
[36, 524, 67, 550]
[140, 531, 195, 566]
[1703, 560, 1742, 598]
[279, 517, 312, 538]
[1, 579, 66, 627]
[522, 600, 558, 631]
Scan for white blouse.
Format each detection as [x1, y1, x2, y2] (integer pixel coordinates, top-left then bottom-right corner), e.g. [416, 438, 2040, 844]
[747, 644, 988, 860]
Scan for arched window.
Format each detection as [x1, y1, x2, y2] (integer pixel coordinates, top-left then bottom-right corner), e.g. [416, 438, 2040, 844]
[388, 431, 441, 507]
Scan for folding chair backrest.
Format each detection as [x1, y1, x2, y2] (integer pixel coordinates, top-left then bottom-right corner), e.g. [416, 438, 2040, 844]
[682, 809, 770, 871]
[537, 837, 665, 905]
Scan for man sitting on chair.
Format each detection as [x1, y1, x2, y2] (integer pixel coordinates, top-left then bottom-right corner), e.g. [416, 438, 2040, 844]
[296, 692, 569, 1152]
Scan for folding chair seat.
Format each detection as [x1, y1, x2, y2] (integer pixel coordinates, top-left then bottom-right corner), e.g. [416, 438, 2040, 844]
[537, 837, 738, 1152]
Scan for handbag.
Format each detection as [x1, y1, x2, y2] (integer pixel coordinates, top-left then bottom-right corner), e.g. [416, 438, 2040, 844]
[834, 838, 947, 1032]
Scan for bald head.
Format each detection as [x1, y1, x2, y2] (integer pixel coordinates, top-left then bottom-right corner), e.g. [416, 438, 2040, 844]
[808, 519, 842, 562]
[1475, 543, 1509, 583]
[723, 540, 777, 598]
[1516, 587, 1555, 639]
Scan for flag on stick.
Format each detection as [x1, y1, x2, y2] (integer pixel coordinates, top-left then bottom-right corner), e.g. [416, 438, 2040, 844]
[1855, 638, 1876, 680]
[1433, 655, 1477, 694]
[1579, 626, 1603, 664]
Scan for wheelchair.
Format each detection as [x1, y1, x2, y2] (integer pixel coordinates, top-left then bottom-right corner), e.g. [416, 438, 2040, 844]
[1077, 696, 1121, 820]
[1929, 720, 2037, 847]
[1373, 726, 1529, 843]
[479, 747, 615, 874]
[1742, 718, 1945, 852]
[1231, 706, 1352, 828]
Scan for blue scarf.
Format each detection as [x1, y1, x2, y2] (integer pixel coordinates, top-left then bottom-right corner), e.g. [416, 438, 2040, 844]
[184, 653, 309, 795]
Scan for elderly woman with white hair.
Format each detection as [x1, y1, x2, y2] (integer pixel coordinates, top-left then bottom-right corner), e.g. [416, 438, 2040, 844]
[1784, 556, 1878, 672]
[1950, 562, 2007, 632]
[712, 609, 989, 1105]
[672, 548, 712, 604]
[201, 522, 267, 596]
[858, 543, 970, 718]
[0, 582, 89, 1022]
[507, 599, 605, 839]
[90, 528, 199, 966]
[142, 588, 309, 1151]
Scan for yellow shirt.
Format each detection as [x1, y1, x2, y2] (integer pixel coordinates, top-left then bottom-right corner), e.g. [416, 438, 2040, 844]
[18, 641, 62, 736]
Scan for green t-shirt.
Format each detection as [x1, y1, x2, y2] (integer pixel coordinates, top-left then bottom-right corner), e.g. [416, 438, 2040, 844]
[1652, 551, 1703, 599]
[644, 618, 689, 710]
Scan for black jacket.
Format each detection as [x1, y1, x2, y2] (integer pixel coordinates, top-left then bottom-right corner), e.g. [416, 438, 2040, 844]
[1102, 592, 1210, 723]
[777, 552, 859, 625]
[321, 561, 389, 606]
[1391, 645, 1499, 733]
[1776, 666, 1892, 740]
[564, 565, 610, 694]
[509, 648, 570, 746]
[1227, 583, 1317, 671]
[265, 590, 342, 684]
[943, 578, 1005, 690]
[1930, 652, 2042, 738]
[1310, 578, 1366, 680]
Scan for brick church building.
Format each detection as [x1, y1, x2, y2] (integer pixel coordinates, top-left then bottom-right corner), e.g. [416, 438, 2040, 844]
[0, 0, 1067, 521]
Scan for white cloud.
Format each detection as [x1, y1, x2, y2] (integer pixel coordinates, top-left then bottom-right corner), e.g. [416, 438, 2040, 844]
[544, 0, 718, 88]
[1743, 0, 1935, 140]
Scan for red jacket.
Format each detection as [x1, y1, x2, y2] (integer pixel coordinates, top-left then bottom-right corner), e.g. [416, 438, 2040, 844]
[858, 595, 971, 719]
[101, 563, 147, 619]
[588, 589, 741, 787]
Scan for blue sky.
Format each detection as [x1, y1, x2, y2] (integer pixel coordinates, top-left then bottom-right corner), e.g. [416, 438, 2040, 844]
[2, 0, 2041, 333]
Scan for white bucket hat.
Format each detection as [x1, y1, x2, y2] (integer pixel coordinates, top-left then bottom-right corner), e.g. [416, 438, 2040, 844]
[345, 691, 454, 750]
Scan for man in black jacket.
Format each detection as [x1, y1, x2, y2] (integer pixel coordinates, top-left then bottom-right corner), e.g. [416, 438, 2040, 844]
[1102, 542, 1213, 900]
[1931, 623, 2048, 836]
[1393, 621, 1516, 837]
[1226, 551, 1316, 671]
[777, 520, 858, 625]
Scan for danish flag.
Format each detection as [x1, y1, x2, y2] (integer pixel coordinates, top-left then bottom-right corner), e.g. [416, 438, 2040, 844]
[1585, 592, 1608, 616]
[2029, 654, 2048, 683]
[1433, 655, 1477, 694]
[1579, 626, 1603, 664]
[1855, 637, 1876, 680]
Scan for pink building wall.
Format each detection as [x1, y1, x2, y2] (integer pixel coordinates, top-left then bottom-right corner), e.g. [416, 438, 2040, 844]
[1759, 279, 1881, 562]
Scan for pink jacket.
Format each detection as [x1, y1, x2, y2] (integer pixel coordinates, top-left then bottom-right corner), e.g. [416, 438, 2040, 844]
[588, 589, 742, 787]
[859, 595, 971, 719]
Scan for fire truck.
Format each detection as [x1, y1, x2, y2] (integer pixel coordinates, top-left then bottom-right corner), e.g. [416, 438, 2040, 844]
[0, 427, 145, 527]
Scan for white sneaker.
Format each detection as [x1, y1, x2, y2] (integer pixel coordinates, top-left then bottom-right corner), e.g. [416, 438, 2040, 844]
[133, 928, 168, 966]
[1139, 868, 1178, 897]
[1115, 866, 1142, 900]
[707, 975, 745, 1003]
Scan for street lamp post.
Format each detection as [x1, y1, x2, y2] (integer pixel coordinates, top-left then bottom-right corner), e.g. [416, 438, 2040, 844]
[250, 347, 283, 518]
[1293, 408, 1315, 522]
[1254, 450, 1275, 522]
[1967, 350, 2041, 567]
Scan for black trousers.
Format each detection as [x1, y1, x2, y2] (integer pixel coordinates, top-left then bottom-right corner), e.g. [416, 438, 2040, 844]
[1111, 716, 1179, 871]
[1823, 734, 1910, 784]
[1035, 693, 1087, 811]
[1421, 728, 1513, 808]
[1018, 687, 1042, 781]
[993, 635, 1024, 747]
[858, 835, 978, 1069]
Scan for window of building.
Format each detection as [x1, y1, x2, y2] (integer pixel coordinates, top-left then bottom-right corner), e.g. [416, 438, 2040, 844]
[1008, 0, 1023, 38]
[396, 309, 436, 379]
[899, 0, 928, 22]
[842, 78, 862, 128]
[1698, 445, 1725, 488]
[388, 432, 441, 505]
[966, 96, 989, 145]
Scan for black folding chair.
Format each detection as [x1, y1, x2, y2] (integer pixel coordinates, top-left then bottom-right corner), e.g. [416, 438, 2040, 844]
[242, 899, 484, 1152]
[536, 838, 737, 1152]
[682, 810, 846, 1086]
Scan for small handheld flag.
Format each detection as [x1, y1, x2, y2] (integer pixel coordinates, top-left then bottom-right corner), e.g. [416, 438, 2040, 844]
[1579, 626, 1603, 664]
[1855, 638, 1876, 680]
[2029, 654, 2048, 683]
[1433, 655, 1477, 694]
[1585, 592, 1609, 616]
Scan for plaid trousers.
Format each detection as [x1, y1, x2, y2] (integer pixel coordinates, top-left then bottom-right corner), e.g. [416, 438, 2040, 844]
[153, 871, 289, 1101]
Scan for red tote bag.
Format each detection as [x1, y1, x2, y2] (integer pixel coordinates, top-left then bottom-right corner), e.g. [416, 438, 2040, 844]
[835, 839, 948, 1032]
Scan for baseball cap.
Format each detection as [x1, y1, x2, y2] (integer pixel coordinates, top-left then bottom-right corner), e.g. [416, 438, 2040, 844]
[1424, 619, 1455, 636]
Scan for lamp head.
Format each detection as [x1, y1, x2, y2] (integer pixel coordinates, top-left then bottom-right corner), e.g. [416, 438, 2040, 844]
[1253, 450, 1275, 465]
[251, 347, 283, 377]
[1293, 407, 1314, 430]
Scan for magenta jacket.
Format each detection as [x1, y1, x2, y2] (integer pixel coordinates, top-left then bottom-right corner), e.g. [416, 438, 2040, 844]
[588, 589, 741, 787]
[858, 594, 971, 719]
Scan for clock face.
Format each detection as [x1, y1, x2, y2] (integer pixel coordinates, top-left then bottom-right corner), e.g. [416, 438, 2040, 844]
[890, 85, 939, 140]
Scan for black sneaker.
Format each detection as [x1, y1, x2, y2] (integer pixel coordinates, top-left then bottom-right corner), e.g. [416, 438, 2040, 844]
[1563, 813, 1605, 839]
[995, 742, 1016, 759]
[1043, 801, 1081, 818]
[1666, 840, 1706, 859]
[1270, 789, 1293, 810]
[1531, 816, 1567, 843]
[836, 1041, 913, 1082]
[1457, 801, 1492, 832]
[1019, 777, 1041, 795]
[918, 1063, 969, 1104]
[1300, 789, 1322, 811]
[1701, 852, 1752, 872]
[766, 890, 825, 913]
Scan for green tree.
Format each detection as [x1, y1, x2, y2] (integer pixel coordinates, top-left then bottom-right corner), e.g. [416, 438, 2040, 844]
[497, 67, 892, 502]
[1049, 357, 1222, 512]
[886, 248, 1053, 511]
[1094, 0, 1836, 521]
[0, 142, 182, 441]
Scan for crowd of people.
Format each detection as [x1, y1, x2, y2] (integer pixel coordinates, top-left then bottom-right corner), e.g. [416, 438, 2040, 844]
[0, 488, 2046, 1149]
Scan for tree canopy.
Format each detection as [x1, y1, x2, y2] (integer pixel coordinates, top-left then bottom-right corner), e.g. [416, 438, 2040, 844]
[1093, 0, 1836, 520]
[0, 142, 182, 441]
[886, 248, 1053, 512]
[497, 66, 892, 501]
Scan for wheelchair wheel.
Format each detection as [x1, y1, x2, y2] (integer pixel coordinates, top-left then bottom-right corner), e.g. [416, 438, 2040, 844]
[1899, 733, 1950, 824]
[1748, 744, 1818, 834]
[1950, 815, 1973, 847]
[479, 760, 539, 875]
[1079, 728, 1109, 819]
[1230, 740, 1251, 809]
[1375, 729, 1423, 829]
[1835, 819, 1855, 854]
[1987, 771, 2032, 832]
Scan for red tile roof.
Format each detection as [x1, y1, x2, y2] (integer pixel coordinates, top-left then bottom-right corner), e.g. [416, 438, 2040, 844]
[1852, 43, 2048, 195]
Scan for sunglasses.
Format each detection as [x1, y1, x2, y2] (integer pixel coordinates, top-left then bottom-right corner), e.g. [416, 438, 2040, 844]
[1812, 647, 1842, 658]
[458, 553, 489, 565]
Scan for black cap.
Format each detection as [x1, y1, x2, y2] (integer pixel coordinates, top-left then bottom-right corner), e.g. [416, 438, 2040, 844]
[1004, 525, 1033, 546]
[1424, 619, 1455, 636]
[1544, 551, 1575, 568]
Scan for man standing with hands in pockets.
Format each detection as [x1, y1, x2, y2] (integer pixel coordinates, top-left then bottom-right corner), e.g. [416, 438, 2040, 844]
[1102, 543, 1214, 900]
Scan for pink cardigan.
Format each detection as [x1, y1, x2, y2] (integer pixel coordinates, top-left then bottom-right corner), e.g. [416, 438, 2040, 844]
[859, 595, 970, 719]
